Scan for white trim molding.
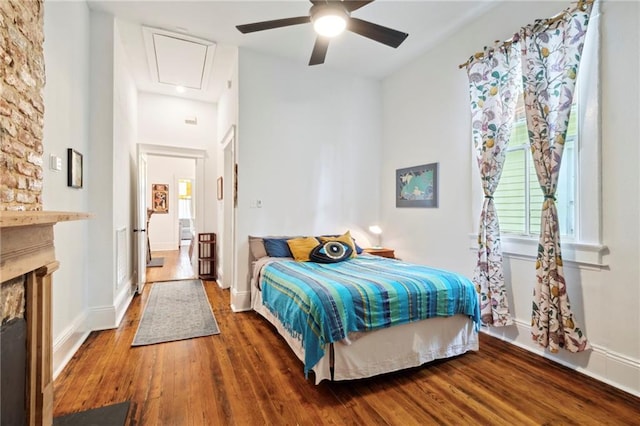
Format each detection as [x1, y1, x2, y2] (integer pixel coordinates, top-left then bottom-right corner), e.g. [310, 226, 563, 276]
[53, 310, 90, 379]
[481, 320, 640, 398]
[115, 279, 135, 326]
[230, 287, 251, 312]
[468, 233, 609, 269]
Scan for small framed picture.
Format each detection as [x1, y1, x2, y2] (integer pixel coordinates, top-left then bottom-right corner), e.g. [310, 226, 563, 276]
[67, 149, 83, 188]
[396, 162, 439, 208]
[152, 183, 169, 213]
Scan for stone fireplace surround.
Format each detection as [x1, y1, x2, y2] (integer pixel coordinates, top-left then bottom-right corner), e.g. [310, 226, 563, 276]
[1, 211, 89, 425]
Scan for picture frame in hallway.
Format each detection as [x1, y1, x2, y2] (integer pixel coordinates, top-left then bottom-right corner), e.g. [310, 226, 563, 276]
[217, 176, 223, 200]
[152, 183, 169, 213]
[396, 162, 439, 208]
[67, 148, 83, 188]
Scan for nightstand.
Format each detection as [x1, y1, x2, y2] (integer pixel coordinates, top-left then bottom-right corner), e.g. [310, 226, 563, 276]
[363, 248, 395, 259]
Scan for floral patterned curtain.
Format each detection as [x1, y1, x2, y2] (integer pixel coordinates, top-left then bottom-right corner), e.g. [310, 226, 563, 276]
[466, 42, 521, 327]
[520, 2, 593, 352]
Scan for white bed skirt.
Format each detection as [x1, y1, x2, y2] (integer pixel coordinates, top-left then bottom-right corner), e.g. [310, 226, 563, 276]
[252, 285, 479, 384]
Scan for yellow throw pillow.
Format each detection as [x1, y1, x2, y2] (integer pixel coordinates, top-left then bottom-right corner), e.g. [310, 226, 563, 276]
[319, 231, 357, 258]
[287, 237, 320, 262]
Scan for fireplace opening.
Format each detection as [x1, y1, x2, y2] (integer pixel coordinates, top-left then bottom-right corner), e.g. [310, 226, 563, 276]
[1, 317, 27, 425]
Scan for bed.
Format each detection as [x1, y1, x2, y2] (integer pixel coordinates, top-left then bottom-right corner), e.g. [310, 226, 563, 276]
[249, 233, 480, 384]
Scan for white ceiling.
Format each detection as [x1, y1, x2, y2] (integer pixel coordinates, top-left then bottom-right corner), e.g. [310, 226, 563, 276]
[87, 0, 500, 103]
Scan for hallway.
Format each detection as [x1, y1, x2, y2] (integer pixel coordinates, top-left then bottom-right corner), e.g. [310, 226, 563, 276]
[145, 243, 195, 283]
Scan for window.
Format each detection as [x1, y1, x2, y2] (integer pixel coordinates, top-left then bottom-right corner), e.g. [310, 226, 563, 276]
[470, 7, 606, 267]
[494, 98, 577, 238]
[178, 178, 192, 219]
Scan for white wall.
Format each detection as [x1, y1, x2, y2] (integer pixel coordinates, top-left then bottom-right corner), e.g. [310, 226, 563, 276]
[215, 47, 238, 288]
[382, 1, 639, 396]
[113, 20, 138, 318]
[217, 48, 239, 146]
[137, 92, 217, 151]
[146, 156, 196, 251]
[234, 49, 383, 309]
[86, 10, 116, 330]
[137, 93, 218, 231]
[43, 0, 92, 376]
[42, 8, 140, 377]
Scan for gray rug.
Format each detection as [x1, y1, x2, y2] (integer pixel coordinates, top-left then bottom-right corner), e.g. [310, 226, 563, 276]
[54, 401, 129, 426]
[147, 257, 164, 268]
[132, 280, 220, 346]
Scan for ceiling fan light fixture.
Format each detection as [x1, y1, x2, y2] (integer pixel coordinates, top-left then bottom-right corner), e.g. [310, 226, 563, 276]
[311, 5, 349, 38]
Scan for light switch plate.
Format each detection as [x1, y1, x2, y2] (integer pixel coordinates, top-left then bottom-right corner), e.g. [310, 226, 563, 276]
[50, 155, 62, 171]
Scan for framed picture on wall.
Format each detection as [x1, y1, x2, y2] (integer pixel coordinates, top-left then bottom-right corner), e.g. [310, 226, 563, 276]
[152, 183, 169, 213]
[396, 162, 439, 208]
[67, 148, 83, 188]
[217, 176, 223, 200]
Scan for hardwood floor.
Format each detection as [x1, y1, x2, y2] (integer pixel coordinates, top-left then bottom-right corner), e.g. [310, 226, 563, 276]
[53, 254, 640, 425]
[145, 244, 196, 283]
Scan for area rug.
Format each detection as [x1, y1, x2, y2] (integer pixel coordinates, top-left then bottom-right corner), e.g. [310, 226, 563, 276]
[146, 257, 164, 268]
[53, 401, 130, 426]
[132, 279, 220, 346]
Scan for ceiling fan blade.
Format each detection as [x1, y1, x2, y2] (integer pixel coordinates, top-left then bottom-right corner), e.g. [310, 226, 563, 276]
[309, 0, 373, 12]
[343, 1, 375, 12]
[347, 17, 408, 48]
[236, 16, 311, 34]
[309, 36, 330, 66]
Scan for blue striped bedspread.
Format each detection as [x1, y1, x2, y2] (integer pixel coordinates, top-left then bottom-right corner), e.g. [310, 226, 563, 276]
[259, 255, 480, 375]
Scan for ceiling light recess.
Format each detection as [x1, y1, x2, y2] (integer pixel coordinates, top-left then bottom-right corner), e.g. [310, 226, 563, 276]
[311, 4, 349, 37]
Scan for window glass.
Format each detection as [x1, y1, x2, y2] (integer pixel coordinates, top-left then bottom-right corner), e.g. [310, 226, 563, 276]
[494, 98, 577, 238]
[178, 178, 192, 219]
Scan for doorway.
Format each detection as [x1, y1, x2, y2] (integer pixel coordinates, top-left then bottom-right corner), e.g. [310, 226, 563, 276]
[178, 177, 195, 248]
[135, 144, 207, 289]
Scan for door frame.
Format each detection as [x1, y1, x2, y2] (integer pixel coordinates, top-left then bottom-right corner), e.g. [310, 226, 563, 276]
[220, 125, 236, 291]
[136, 143, 207, 290]
[134, 147, 148, 294]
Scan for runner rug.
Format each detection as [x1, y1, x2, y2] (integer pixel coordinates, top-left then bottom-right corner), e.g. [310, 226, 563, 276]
[132, 279, 220, 346]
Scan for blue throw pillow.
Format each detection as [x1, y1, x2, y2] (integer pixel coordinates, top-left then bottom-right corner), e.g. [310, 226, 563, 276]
[263, 238, 293, 258]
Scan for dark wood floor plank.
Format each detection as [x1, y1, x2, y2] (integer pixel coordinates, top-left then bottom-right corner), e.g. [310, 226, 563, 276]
[53, 249, 640, 425]
[145, 246, 196, 283]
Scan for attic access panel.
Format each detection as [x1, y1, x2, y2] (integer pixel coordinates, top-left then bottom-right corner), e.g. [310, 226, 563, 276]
[143, 27, 216, 91]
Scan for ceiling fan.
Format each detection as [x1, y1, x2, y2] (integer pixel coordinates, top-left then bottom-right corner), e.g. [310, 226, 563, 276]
[236, 0, 409, 66]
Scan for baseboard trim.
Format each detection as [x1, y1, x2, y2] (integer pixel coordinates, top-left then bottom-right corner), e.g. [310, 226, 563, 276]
[53, 311, 90, 379]
[150, 242, 179, 251]
[52, 284, 135, 380]
[482, 319, 640, 397]
[230, 288, 251, 312]
[115, 280, 134, 326]
[88, 304, 118, 331]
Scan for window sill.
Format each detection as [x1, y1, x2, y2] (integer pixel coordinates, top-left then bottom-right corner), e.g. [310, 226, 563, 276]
[467, 233, 608, 269]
